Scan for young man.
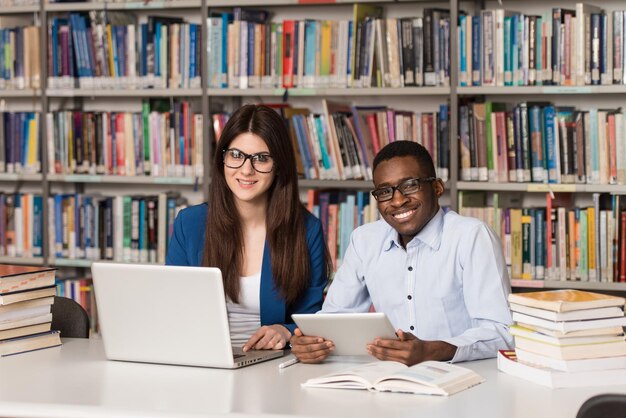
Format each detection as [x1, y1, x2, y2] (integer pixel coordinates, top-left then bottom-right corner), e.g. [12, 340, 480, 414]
[291, 141, 513, 365]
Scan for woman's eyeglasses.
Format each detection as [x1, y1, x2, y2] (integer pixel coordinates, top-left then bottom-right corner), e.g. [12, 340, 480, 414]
[223, 148, 274, 173]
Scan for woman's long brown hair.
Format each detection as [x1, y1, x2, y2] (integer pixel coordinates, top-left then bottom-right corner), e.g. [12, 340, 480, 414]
[203, 104, 317, 306]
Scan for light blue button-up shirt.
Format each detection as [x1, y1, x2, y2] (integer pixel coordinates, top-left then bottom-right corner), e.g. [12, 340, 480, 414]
[322, 208, 514, 363]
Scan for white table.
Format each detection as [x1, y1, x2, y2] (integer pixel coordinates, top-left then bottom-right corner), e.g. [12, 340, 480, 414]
[0, 339, 625, 418]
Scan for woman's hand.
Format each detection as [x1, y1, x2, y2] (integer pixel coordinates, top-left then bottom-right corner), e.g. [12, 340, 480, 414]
[243, 325, 292, 351]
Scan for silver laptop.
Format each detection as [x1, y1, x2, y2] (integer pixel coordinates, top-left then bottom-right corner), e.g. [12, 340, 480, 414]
[91, 263, 284, 368]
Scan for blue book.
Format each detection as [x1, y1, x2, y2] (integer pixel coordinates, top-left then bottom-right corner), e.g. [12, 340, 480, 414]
[528, 105, 545, 183]
[293, 115, 314, 179]
[189, 24, 197, 80]
[220, 13, 233, 87]
[304, 20, 316, 86]
[140, 23, 148, 76]
[68, 14, 84, 78]
[138, 198, 146, 260]
[503, 16, 511, 86]
[459, 15, 467, 86]
[314, 115, 332, 171]
[543, 105, 558, 183]
[32, 195, 42, 257]
[356, 191, 367, 226]
[154, 22, 161, 77]
[247, 21, 255, 78]
[21, 113, 29, 169]
[471, 15, 481, 85]
[346, 21, 353, 82]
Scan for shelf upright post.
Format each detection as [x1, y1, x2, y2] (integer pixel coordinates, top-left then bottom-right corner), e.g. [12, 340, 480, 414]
[202, 0, 211, 201]
[449, 0, 459, 211]
[40, 0, 50, 266]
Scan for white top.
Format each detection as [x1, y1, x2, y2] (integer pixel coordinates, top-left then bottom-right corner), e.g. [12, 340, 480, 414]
[226, 272, 261, 346]
[323, 208, 514, 362]
[0, 338, 624, 418]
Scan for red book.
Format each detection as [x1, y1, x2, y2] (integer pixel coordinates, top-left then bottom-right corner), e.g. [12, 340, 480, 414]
[114, 113, 126, 175]
[616, 211, 626, 283]
[282, 20, 296, 88]
[365, 114, 381, 154]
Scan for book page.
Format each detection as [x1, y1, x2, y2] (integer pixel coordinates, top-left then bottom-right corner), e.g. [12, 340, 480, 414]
[373, 361, 483, 396]
[303, 361, 406, 389]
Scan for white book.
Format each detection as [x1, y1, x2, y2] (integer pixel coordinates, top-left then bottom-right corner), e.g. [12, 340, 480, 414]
[509, 303, 625, 321]
[515, 322, 625, 338]
[514, 334, 626, 360]
[512, 311, 626, 333]
[515, 347, 626, 372]
[510, 324, 624, 346]
[498, 350, 626, 388]
[303, 361, 484, 396]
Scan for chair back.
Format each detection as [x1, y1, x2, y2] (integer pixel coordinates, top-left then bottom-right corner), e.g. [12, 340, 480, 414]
[51, 296, 90, 338]
[576, 394, 626, 418]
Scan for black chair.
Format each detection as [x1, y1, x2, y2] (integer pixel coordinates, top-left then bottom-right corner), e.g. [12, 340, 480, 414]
[50, 296, 90, 338]
[576, 394, 626, 418]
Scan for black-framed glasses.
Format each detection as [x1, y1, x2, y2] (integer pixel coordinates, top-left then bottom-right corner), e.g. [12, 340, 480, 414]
[371, 177, 437, 202]
[223, 148, 274, 173]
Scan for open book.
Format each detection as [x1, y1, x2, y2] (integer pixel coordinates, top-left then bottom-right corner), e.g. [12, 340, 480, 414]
[302, 361, 485, 396]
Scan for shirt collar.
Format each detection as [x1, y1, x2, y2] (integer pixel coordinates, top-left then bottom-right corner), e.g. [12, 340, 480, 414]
[383, 208, 444, 251]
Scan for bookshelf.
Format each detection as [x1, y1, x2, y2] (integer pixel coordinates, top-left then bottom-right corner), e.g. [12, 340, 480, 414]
[0, 0, 625, 293]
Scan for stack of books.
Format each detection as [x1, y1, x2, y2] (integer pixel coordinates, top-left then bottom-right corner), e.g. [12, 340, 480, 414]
[0, 265, 61, 356]
[497, 289, 626, 388]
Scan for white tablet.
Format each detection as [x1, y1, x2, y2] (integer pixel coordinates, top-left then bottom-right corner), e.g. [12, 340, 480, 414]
[291, 312, 398, 356]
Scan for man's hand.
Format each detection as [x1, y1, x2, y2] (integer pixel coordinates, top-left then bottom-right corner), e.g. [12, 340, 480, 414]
[243, 325, 291, 351]
[289, 328, 334, 363]
[366, 330, 457, 366]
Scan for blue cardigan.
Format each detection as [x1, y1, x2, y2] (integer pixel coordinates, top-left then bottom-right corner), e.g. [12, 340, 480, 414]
[165, 203, 328, 333]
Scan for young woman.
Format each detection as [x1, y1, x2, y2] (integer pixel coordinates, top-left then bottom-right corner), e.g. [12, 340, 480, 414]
[166, 104, 330, 352]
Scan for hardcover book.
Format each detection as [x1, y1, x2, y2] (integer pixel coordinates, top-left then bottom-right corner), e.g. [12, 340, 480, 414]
[303, 361, 484, 396]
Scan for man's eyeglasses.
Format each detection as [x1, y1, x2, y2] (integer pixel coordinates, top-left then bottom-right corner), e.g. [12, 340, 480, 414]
[371, 177, 437, 202]
[223, 148, 274, 173]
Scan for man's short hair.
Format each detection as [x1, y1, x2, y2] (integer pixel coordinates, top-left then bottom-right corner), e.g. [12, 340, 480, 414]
[372, 141, 437, 177]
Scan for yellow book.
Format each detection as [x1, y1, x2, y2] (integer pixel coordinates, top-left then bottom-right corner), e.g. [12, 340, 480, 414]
[508, 289, 626, 312]
[106, 25, 115, 76]
[27, 115, 39, 172]
[320, 20, 332, 87]
[587, 207, 597, 280]
[510, 209, 523, 279]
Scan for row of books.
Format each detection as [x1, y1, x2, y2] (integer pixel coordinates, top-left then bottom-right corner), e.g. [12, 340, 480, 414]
[47, 101, 203, 177]
[460, 192, 626, 283]
[459, 101, 626, 185]
[55, 277, 97, 334]
[0, 265, 61, 357]
[48, 193, 187, 264]
[498, 289, 626, 388]
[247, 101, 450, 182]
[48, 13, 201, 89]
[1, 0, 37, 6]
[306, 189, 380, 271]
[208, 5, 451, 89]
[460, 4, 626, 86]
[0, 193, 43, 258]
[0, 23, 41, 90]
[0, 111, 40, 174]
